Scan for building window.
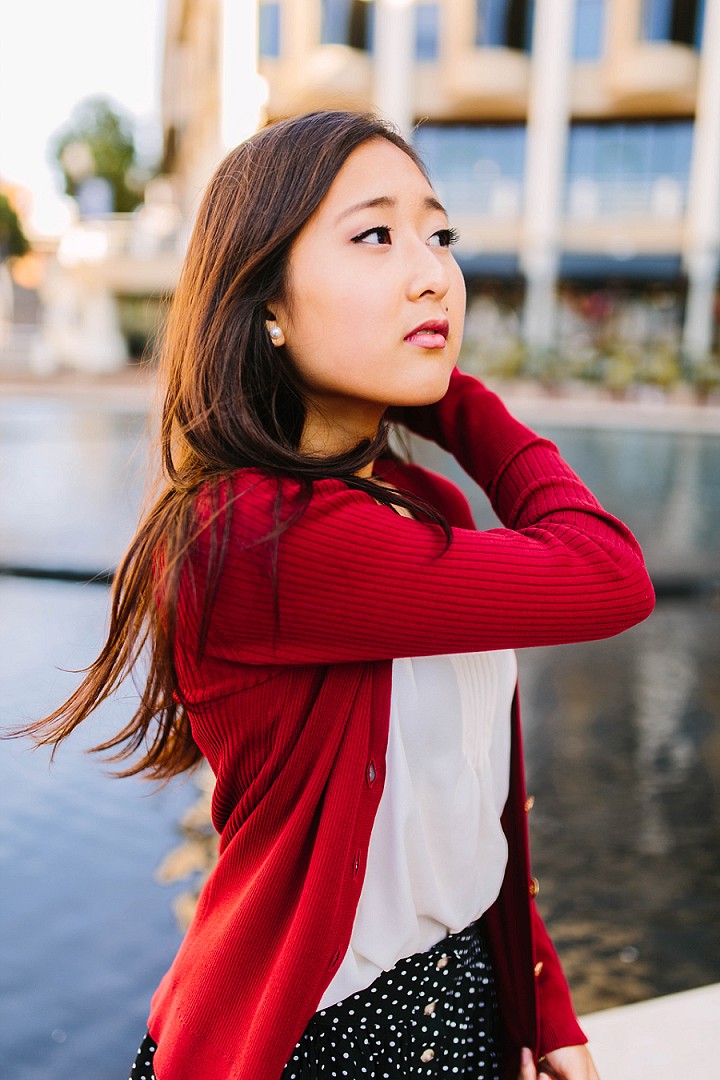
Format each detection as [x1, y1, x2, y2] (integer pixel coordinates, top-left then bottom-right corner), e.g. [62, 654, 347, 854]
[565, 121, 694, 219]
[322, 0, 374, 50]
[475, 0, 534, 52]
[415, 2, 440, 60]
[573, 0, 605, 60]
[414, 124, 526, 218]
[695, 0, 707, 47]
[641, 0, 704, 48]
[259, 2, 281, 58]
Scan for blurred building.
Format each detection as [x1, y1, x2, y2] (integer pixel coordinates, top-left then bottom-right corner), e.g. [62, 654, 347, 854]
[162, 0, 720, 368]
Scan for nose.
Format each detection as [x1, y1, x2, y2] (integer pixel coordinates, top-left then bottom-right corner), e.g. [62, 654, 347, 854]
[405, 236, 452, 302]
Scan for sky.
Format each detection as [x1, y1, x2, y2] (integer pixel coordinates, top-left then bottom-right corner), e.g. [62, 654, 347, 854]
[0, 0, 164, 235]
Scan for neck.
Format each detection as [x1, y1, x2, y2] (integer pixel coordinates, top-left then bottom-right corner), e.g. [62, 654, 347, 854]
[299, 399, 384, 478]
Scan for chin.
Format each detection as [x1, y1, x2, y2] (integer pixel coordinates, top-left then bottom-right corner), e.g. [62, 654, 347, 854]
[396, 365, 454, 407]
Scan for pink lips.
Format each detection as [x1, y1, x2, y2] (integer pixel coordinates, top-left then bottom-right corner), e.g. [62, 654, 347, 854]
[404, 319, 449, 349]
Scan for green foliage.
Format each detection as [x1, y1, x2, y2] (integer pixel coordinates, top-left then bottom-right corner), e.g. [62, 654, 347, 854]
[50, 96, 149, 214]
[637, 344, 683, 388]
[461, 334, 720, 401]
[601, 348, 642, 396]
[684, 354, 720, 401]
[0, 193, 30, 260]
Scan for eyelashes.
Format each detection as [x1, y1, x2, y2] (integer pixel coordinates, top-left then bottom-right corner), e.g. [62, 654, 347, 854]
[351, 225, 460, 247]
[435, 226, 460, 247]
[351, 225, 393, 245]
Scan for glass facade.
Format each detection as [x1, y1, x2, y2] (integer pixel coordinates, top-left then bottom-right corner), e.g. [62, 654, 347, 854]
[475, 0, 534, 51]
[414, 125, 526, 218]
[642, 0, 673, 40]
[696, 0, 707, 47]
[572, 0, 605, 60]
[259, 1, 281, 57]
[565, 121, 694, 218]
[321, 0, 374, 50]
[641, 0, 705, 47]
[415, 3, 441, 60]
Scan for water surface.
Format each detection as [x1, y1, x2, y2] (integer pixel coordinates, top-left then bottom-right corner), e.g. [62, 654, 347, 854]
[1, 394, 718, 1077]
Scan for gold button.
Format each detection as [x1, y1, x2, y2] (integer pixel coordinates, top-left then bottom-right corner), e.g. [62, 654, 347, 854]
[424, 1000, 437, 1016]
[436, 954, 449, 970]
[529, 876, 540, 898]
[534, 961, 544, 977]
[420, 1048, 435, 1063]
[524, 795, 535, 812]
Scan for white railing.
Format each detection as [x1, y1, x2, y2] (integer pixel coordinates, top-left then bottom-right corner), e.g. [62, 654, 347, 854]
[431, 175, 687, 221]
[566, 176, 687, 219]
[57, 207, 187, 268]
[434, 177, 523, 219]
[0, 324, 44, 375]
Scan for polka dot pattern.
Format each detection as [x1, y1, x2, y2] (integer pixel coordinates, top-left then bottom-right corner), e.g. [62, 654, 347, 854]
[128, 923, 500, 1080]
[128, 1032, 157, 1080]
[283, 921, 500, 1078]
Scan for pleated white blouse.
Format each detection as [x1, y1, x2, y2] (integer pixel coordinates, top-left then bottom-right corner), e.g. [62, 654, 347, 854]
[319, 648, 517, 1010]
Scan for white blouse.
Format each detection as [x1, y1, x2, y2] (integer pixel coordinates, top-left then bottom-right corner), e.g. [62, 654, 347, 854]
[319, 648, 517, 1010]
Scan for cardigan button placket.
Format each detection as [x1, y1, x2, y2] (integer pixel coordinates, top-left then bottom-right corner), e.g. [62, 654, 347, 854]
[529, 876, 540, 898]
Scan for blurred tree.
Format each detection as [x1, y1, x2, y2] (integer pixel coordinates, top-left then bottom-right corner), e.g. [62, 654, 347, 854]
[50, 96, 151, 214]
[0, 191, 30, 261]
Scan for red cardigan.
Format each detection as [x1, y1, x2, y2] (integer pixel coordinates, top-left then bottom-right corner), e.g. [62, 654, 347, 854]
[148, 370, 655, 1080]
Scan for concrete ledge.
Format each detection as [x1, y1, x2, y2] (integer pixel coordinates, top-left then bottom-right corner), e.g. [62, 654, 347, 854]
[581, 982, 720, 1079]
[2, 369, 719, 433]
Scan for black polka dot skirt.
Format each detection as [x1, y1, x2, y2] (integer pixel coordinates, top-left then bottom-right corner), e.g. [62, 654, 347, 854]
[129, 920, 500, 1079]
[283, 921, 500, 1079]
[129, 1031, 157, 1080]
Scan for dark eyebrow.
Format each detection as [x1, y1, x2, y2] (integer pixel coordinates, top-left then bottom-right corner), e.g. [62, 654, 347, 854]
[335, 194, 448, 224]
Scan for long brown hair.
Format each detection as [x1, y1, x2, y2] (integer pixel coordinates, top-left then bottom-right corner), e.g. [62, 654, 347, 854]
[12, 111, 449, 780]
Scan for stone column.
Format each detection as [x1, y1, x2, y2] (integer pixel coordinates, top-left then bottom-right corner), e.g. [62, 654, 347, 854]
[42, 276, 128, 373]
[682, 0, 720, 359]
[520, 0, 575, 351]
[373, 0, 416, 137]
[219, 0, 267, 152]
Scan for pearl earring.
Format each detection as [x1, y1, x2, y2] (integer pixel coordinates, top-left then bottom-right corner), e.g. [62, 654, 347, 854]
[270, 327, 283, 341]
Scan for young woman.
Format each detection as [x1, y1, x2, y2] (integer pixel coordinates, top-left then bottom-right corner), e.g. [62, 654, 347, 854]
[23, 111, 654, 1080]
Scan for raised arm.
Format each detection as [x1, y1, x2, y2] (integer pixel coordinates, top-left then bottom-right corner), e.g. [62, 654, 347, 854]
[195, 370, 654, 665]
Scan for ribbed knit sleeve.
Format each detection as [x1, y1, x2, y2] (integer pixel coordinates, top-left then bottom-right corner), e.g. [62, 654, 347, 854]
[530, 904, 587, 1055]
[198, 369, 654, 667]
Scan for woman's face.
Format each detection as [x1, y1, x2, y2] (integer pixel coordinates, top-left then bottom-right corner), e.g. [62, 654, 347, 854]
[269, 138, 466, 447]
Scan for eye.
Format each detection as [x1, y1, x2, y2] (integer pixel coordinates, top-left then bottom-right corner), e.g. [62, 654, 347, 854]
[351, 225, 392, 245]
[428, 227, 460, 248]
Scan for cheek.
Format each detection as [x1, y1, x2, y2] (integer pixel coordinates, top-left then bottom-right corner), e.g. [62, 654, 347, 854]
[288, 264, 366, 338]
[295, 279, 386, 358]
[450, 266, 467, 318]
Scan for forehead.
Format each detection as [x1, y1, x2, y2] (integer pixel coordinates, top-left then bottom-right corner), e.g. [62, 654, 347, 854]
[318, 138, 436, 216]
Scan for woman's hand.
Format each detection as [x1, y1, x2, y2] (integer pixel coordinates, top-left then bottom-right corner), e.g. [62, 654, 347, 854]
[518, 1044, 600, 1080]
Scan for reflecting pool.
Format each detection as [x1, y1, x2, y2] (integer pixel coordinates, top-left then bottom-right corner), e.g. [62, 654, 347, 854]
[0, 393, 718, 1078]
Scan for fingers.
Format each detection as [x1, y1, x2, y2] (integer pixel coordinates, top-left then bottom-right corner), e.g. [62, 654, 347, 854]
[538, 1043, 601, 1079]
[518, 1046, 538, 1080]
